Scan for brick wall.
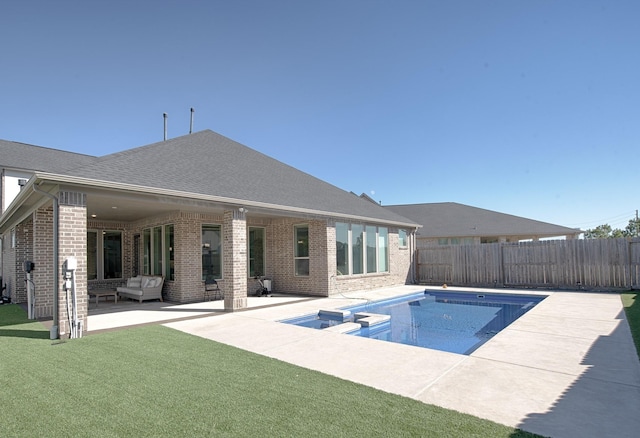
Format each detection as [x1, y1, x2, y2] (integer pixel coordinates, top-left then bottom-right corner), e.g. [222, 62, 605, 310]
[1, 230, 16, 300]
[268, 218, 329, 296]
[67, 205, 415, 311]
[57, 193, 87, 336]
[33, 207, 55, 318]
[13, 218, 33, 303]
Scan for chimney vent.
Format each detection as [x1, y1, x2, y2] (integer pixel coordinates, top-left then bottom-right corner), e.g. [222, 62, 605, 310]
[163, 113, 168, 141]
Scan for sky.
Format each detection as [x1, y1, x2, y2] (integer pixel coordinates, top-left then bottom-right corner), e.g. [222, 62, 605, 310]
[1, 0, 638, 232]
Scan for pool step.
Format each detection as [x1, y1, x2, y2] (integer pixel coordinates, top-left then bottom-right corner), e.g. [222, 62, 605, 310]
[324, 322, 361, 333]
[318, 309, 351, 321]
[316, 310, 390, 333]
[354, 312, 390, 327]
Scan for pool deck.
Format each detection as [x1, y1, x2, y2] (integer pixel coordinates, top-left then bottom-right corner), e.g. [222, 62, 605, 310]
[88, 286, 640, 438]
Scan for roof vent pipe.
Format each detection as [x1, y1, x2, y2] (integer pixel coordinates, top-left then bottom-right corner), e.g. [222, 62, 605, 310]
[189, 107, 195, 134]
[163, 112, 168, 141]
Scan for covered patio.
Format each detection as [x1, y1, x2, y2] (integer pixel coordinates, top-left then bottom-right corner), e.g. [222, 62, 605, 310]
[83, 293, 318, 334]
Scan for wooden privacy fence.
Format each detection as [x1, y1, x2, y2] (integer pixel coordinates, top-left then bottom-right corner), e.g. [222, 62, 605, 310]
[416, 238, 640, 290]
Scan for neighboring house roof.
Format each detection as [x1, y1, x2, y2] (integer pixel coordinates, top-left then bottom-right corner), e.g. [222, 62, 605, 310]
[384, 202, 581, 239]
[2, 130, 418, 227]
[0, 139, 96, 173]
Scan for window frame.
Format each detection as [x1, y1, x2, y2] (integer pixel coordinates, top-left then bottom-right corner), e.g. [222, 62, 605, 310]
[248, 226, 266, 278]
[398, 229, 408, 248]
[143, 224, 175, 280]
[335, 222, 389, 276]
[294, 224, 309, 277]
[87, 229, 123, 280]
[335, 222, 349, 275]
[201, 223, 223, 280]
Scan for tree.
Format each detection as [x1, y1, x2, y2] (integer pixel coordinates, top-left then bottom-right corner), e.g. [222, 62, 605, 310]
[584, 216, 640, 239]
[624, 217, 640, 237]
[585, 224, 613, 239]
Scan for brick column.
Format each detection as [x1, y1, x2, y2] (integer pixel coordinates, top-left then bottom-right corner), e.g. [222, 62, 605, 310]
[223, 208, 247, 311]
[13, 220, 32, 303]
[57, 191, 88, 337]
[33, 207, 54, 318]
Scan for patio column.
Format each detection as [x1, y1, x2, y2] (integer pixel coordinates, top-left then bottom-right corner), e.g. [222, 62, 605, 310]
[57, 191, 88, 337]
[223, 208, 247, 311]
[33, 206, 55, 319]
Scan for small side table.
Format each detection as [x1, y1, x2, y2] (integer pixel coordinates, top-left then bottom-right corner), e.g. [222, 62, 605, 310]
[89, 290, 118, 306]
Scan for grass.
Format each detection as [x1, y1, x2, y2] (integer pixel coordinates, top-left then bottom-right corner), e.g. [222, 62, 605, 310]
[0, 304, 542, 438]
[622, 292, 640, 359]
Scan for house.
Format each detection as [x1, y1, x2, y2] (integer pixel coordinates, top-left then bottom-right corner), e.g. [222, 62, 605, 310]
[0, 130, 419, 338]
[384, 202, 581, 247]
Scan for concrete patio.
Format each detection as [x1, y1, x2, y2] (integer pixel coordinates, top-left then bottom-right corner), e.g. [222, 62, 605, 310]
[88, 286, 640, 438]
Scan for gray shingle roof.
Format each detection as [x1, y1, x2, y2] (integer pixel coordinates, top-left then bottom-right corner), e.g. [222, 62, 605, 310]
[0, 139, 96, 173]
[385, 202, 581, 238]
[60, 130, 416, 225]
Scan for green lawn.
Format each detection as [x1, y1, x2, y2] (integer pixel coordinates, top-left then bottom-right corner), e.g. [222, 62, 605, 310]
[622, 292, 640, 359]
[0, 304, 541, 437]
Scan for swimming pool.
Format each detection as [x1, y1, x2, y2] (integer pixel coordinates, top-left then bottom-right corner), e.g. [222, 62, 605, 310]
[281, 290, 547, 355]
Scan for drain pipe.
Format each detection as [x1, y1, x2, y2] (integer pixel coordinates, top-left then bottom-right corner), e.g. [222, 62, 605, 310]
[410, 228, 418, 284]
[33, 185, 59, 340]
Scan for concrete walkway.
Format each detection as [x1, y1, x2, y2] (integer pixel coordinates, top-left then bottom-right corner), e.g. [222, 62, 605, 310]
[91, 286, 640, 438]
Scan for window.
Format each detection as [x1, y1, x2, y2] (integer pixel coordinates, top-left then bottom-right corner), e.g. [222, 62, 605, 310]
[335, 222, 349, 275]
[87, 232, 98, 280]
[143, 228, 151, 274]
[143, 225, 174, 280]
[87, 230, 122, 280]
[202, 224, 222, 280]
[152, 226, 162, 276]
[294, 225, 309, 276]
[351, 224, 363, 275]
[164, 225, 174, 280]
[248, 227, 265, 277]
[366, 225, 377, 274]
[103, 231, 122, 279]
[378, 227, 388, 272]
[398, 229, 408, 248]
[336, 223, 389, 275]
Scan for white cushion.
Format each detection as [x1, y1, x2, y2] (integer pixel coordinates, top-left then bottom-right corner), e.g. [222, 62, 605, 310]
[127, 276, 142, 288]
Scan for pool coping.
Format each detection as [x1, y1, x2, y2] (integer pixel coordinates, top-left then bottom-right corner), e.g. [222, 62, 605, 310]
[160, 285, 640, 438]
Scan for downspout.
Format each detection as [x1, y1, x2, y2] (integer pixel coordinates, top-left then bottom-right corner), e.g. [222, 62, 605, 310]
[410, 228, 418, 284]
[33, 185, 59, 340]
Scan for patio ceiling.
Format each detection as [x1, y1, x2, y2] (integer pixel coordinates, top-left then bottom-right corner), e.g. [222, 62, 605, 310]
[85, 189, 224, 222]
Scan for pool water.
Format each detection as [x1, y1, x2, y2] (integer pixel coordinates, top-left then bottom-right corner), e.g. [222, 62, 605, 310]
[281, 290, 547, 355]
